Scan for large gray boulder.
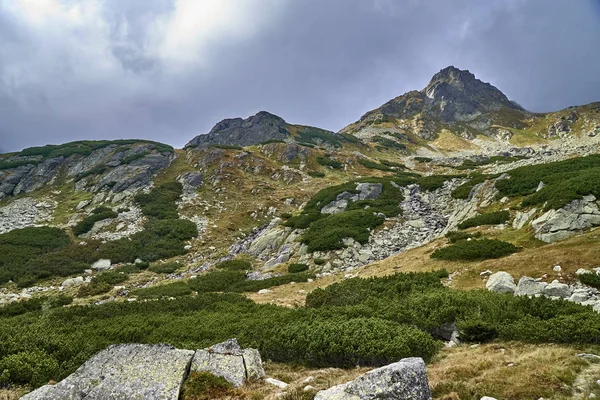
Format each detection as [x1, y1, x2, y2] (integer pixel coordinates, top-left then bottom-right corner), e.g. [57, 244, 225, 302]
[314, 357, 431, 400]
[531, 196, 600, 243]
[544, 280, 573, 298]
[485, 272, 516, 294]
[190, 339, 265, 388]
[514, 276, 547, 297]
[21, 344, 195, 400]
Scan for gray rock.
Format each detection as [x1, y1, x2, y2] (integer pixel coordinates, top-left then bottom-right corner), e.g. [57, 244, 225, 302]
[315, 357, 431, 400]
[532, 198, 600, 243]
[544, 281, 572, 298]
[91, 259, 112, 272]
[21, 344, 194, 400]
[486, 272, 516, 294]
[190, 339, 265, 388]
[355, 183, 383, 200]
[514, 276, 547, 296]
[321, 199, 349, 214]
[191, 350, 246, 387]
[61, 276, 85, 287]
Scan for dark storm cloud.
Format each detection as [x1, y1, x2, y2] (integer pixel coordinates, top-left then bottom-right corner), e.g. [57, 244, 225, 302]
[0, 0, 599, 152]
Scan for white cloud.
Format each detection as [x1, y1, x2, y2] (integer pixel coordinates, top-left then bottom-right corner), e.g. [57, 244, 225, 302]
[150, 0, 284, 68]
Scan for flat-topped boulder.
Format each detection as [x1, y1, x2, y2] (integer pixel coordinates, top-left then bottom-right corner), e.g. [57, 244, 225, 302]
[315, 357, 431, 400]
[21, 344, 195, 400]
[190, 338, 265, 387]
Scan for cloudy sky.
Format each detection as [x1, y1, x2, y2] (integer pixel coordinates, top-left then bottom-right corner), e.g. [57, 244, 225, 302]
[1, 0, 599, 152]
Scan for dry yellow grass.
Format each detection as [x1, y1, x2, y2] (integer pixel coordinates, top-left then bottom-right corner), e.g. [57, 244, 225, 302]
[432, 130, 480, 152]
[429, 343, 592, 400]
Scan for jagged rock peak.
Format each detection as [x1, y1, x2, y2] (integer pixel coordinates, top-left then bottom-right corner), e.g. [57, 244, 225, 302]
[423, 65, 524, 112]
[186, 111, 291, 148]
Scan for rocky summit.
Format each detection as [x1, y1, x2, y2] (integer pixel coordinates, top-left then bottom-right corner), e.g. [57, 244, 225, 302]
[2, 65, 600, 400]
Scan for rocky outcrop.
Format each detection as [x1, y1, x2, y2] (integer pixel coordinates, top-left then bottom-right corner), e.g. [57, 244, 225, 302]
[314, 357, 431, 400]
[0, 197, 55, 234]
[0, 142, 173, 201]
[487, 271, 600, 312]
[321, 183, 383, 214]
[21, 344, 195, 400]
[187, 111, 291, 147]
[22, 339, 265, 399]
[531, 195, 600, 243]
[190, 338, 265, 387]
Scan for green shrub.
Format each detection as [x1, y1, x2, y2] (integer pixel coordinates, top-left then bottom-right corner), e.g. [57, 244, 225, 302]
[77, 272, 128, 297]
[297, 127, 347, 148]
[288, 263, 309, 273]
[301, 210, 384, 252]
[307, 171, 325, 178]
[216, 260, 252, 271]
[134, 182, 183, 220]
[0, 350, 59, 387]
[316, 156, 343, 169]
[458, 319, 499, 343]
[313, 258, 326, 265]
[579, 272, 600, 289]
[259, 317, 441, 367]
[182, 371, 235, 400]
[73, 208, 118, 236]
[209, 144, 243, 150]
[494, 154, 600, 210]
[431, 239, 519, 261]
[415, 157, 432, 162]
[457, 211, 510, 229]
[358, 159, 393, 171]
[188, 271, 246, 293]
[285, 178, 403, 252]
[0, 226, 71, 249]
[132, 282, 193, 299]
[371, 136, 406, 150]
[445, 231, 482, 243]
[149, 262, 182, 274]
[451, 174, 490, 199]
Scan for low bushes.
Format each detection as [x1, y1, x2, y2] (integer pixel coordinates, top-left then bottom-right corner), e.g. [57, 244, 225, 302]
[495, 154, 600, 210]
[216, 260, 252, 271]
[77, 272, 128, 297]
[445, 231, 482, 243]
[451, 174, 490, 199]
[132, 282, 192, 300]
[457, 211, 510, 229]
[73, 207, 118, 236]
[431, 239, 519, 261]
[188, 271, 246, 293]
[579, 272, 600, 289]
[149, 262, 182, 274]
[316, 156, 343, 169]
[301, 210, 384, 252]
[187, 271, 315, 293]
[288, 263, 309, 273]
[134, 182, 183, 220]
[4, 271, 600, 389]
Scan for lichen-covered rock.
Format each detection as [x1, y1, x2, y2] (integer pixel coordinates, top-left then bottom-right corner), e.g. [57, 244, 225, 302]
[531, 196, 600, 243]
[514, 276, 547, 297]
[190, 339, 265, 388]
[314, 357, 431, 400]
[21, 344, 194, 400]
[485, 272, 516, 294]
[544, 280, 572, 298]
